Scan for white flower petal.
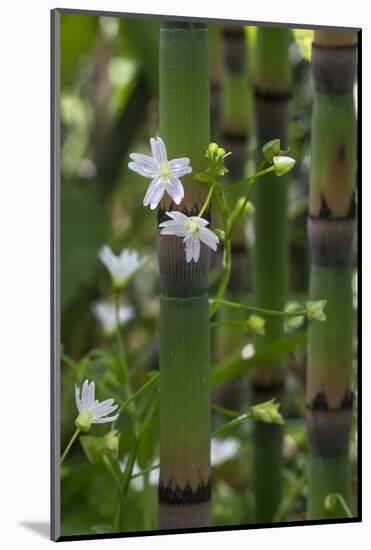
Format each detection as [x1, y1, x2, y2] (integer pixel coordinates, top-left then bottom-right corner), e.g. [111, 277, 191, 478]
[165, 178, 184, 204]
[150, 137, 167, 162]
[185, 237, 194, 263]
[164, 211, 188, 221]
[87, 381, 95, 409]
[193, 239, 201, 262]
[129, 153, 158, 172]
[99, 246, 115, 273]
[143, 178, 164, 208]
[75, 385, 82, 413]
[160, 226, 188, 237]
[169, 158, 192, 177]
[93, 414, 119, 424]
[199, 227, 219, 251]
[81, 379, 90, 407]
[128, 161, 156, 178]
[191, 216, 209, 227]
[93, 404, 119, 419]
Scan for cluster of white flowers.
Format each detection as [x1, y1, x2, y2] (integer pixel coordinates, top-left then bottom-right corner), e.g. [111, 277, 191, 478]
[128, 136, 219, 263]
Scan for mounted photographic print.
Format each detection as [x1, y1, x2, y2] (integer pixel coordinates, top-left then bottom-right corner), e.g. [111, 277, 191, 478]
[51, 8, 361, 541]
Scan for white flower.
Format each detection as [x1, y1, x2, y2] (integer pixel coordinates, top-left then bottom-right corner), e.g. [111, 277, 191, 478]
[99, 245, 148, 289]
[128, 137, 192, 209]
[159, 211, 219, 263]
[75, 380, 119, 431]
[92, 300, 134, 336]
[241, 343, 255, 360]
[211, 438, 240, 466]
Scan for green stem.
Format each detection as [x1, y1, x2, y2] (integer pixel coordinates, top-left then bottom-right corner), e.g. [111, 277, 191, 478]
[112, 372, 160, 429]
[211, 298, 305, 318]
[114, 290, 139, 432]
[60, 428, 80, 465]
[211, 403, 241, 418]
[198, 182, 217, 218]
[131, 463, 160, 480]
[224, 165, 274, 194]
[213, 412, 251, 437]
[102, 455, 125, 531]
[327, 493, 353, 518]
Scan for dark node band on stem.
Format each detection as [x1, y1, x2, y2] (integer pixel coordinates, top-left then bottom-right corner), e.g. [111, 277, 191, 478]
[306, 405, 354, 457]
[159, 478, 211, 506]
[254, 86, 293, 103]
[311, 43, 357, 94]
[307, 217, 354, 267]
[222, 26, 247, 73]
[308, 387, 354, 412]
[250, 381, 285, 403]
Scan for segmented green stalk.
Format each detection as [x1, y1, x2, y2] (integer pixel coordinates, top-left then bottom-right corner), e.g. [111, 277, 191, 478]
[307, 30, 357, 520]
[252, 27, 292, 522]
[158, 21, 211, 529]
[214, 24, 250, 411]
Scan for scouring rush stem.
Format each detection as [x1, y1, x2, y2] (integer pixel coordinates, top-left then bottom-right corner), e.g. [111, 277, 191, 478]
[158, 21, 212, 529]
[306, 30, 357, 520]
[251, 26, 292, 522]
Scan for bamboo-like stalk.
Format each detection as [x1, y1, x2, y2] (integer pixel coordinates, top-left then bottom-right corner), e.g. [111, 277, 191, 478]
[158, 21, 211, 529]
[307, 30, 357, 520]
[252, 27, 292, 522]
[214, 24, 250, 410]
[221, 24, 250, 179]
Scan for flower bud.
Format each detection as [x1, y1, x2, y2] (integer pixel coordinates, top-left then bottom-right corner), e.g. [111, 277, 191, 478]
[75, 410, 94, 432]
[102, 431, 120, 458]
[207, 142, 219, 159]
[218, 147, 226, 158]
[246, 314, 265, 336]
[324, 494, 338, 512]
[306, 300, 327, 322]
[273, 155, 295, 176]
[262, 139, 281, 163]
[250, 399, 284, 425]
[235, 198, 255, 216]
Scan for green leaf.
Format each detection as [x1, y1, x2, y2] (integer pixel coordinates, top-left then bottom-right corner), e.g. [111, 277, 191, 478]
[137, 394, 160, 469]
[212, 330, 307, 387]
[61, 185, 108, 311]
[194, 172, 212, 183]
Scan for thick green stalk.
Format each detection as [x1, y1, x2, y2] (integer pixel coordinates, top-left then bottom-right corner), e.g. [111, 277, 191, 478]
[221, 24, 250, 180]
[214, 25, 250, 410]
[158, 21, 211, 529]
[252, 27, 292, 522]
[307, 30, 357, 520]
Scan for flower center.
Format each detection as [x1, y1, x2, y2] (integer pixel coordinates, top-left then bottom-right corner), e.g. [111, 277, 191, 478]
[188, 218, 200, 239]
[159, 160, 171, 180]
[75, 409, 94, 432]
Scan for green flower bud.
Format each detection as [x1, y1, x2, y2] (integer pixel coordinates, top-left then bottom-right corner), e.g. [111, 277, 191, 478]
[235, 198, 255, 216]
[207, 142, 219, 158]
[246, 314, 265, 336]
[306, 300, 327, 322]
[218, 147, 226, 158]
[75, 410, 94, 432]
[250, 399, 284, 425]
[262, 139, 281, 163]
[324, 494, 338, 512]
[214, 228, 225, 241]
[273, 155, 295, 176]
[102, 431, 120, 459]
